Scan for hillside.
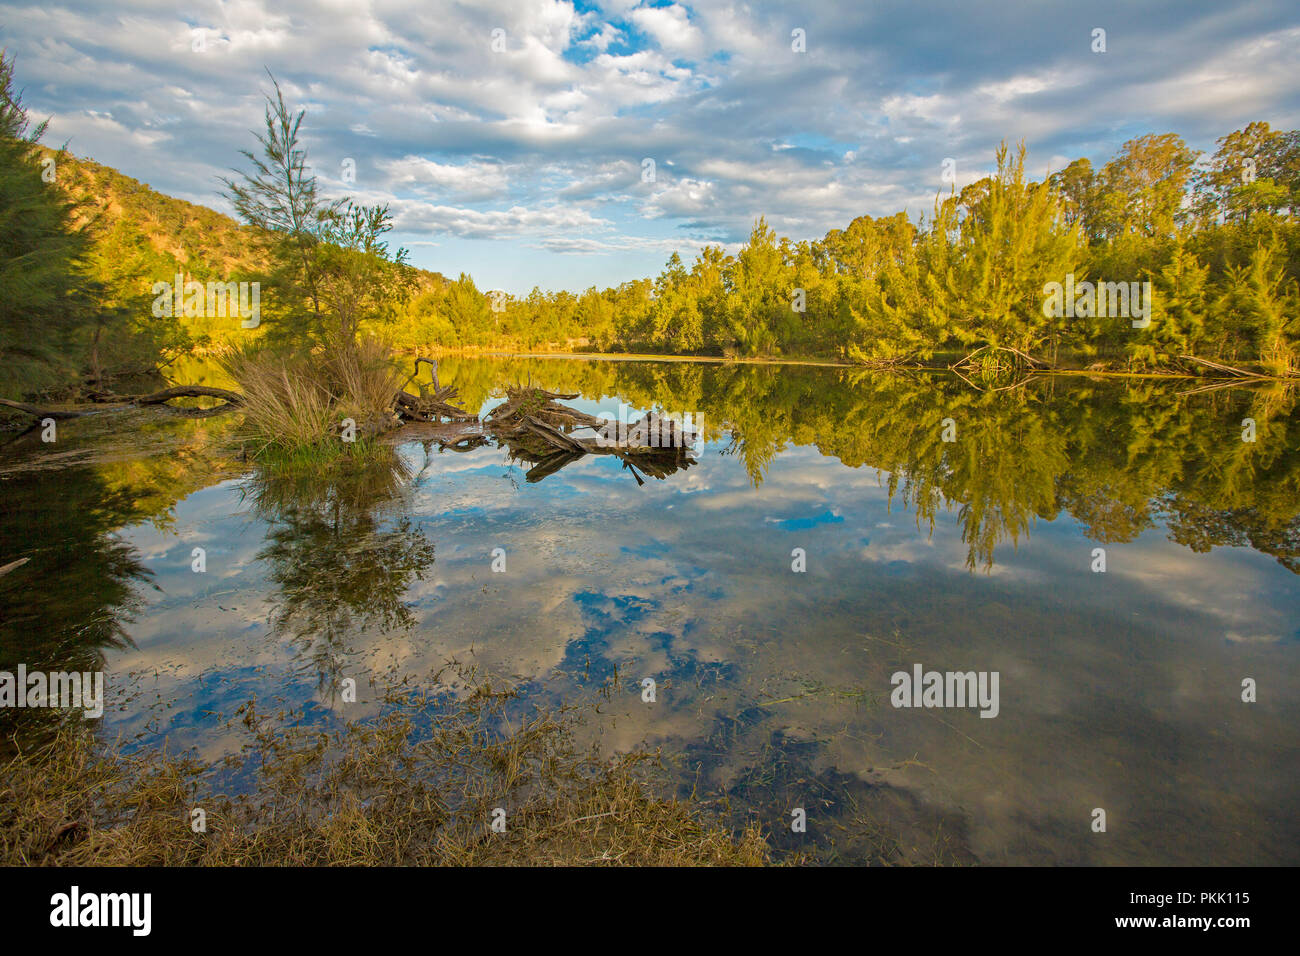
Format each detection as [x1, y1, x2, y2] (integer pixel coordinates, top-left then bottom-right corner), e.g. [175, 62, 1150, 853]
[44, 148, 448, 345]
[54, 149, 266, 277]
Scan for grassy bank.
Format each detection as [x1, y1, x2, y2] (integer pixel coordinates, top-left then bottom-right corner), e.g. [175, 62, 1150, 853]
[1, 675, 770, 867]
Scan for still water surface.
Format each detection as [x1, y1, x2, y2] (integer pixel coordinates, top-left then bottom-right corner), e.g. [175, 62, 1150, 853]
[2, 357, 1297, 864]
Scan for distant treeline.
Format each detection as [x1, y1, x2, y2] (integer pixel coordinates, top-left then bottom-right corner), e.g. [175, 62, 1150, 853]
[384, 127, 1300, 377]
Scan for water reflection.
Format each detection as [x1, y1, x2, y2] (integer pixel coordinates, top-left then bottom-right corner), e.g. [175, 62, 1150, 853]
[437, 358, 1300, 573]
[0, 466, 149, 660]
[2, 359, 1297, 863]
[0, 414, 241, 743]
[244, 451, 436, 701]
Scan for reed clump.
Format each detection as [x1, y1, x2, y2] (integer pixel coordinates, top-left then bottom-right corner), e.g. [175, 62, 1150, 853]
[221, 337, 403, 462]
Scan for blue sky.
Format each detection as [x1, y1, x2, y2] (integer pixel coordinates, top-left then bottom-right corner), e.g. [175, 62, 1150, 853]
[2, 0, 1299, 293]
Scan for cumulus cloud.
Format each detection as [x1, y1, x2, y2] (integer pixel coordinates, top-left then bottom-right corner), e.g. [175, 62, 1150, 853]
[630, 3, 705, 58]
[391, 199, 610, 239]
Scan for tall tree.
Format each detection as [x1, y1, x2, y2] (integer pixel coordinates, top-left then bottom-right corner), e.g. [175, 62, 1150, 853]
[221, 74, 412, 349]
[1193, 121, 1296, 224]
[1094, 133, 1199, 239]
[0, 52, 95, 398]
[1048, 157, 1100, 241]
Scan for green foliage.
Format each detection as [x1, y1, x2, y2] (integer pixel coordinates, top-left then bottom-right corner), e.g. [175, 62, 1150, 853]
[1093, 133, 1200, 239]
[221, 74, 415, 350]
[9, 73, 1300, 384]
[383, 128, 1295, 377]
[0, 52, 94, 397]
[1192, 121, 1299, 225]
[1213, 234, 1300, 376]
[221, 336, 403, 458]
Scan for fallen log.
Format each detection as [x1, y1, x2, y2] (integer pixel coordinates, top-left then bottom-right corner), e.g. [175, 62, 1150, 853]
[521, 414, 586, 453]
[481, 386, 698, 483]
[523, 449, 585, 483]
[0, 398, 85, 420]
[133, 385, 245, 406]
[1, 385, 244, 420]
[483, 386, 581, 424]
[1178, 355, 1271, 379]
[393, 389, 475, 422]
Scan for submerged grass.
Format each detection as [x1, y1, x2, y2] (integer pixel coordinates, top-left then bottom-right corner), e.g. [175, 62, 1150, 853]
[249, 435, 390, 473]
[0, 670, 770, 866]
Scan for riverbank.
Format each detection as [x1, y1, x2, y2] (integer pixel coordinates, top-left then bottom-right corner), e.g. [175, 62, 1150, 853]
[164, 341, 1299, 382]
[401, 346, 1295, 383]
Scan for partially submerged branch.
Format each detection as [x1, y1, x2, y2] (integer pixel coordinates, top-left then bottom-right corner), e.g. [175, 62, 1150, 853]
[390, 356, 475, 424]
[133, 385, 246, 406]
[1177, 354, 1274, 380]
[0, 385, 245, 421]
[0, 398, 84, 420]
[481, 385, 699, 483]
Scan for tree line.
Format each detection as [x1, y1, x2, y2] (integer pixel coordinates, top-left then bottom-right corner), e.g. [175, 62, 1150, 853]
[386, 129, 1300, 376]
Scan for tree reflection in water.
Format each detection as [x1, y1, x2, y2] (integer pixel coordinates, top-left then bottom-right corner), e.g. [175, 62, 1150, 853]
[244, 449, 436, 702]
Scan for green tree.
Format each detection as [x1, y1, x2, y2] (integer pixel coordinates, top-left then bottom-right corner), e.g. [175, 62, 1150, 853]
[1193, 121, 1297, 225]
[1048, 157, 1101, 241]
[221, 74, 412, 349]
[443, 273, 494, 339]
[1094, 134, 1199, 239]
[884, 143, 1082, 363]
[0, 52, 95, 398]
[1214, 234, 1300, 376]
[723, 218, 790, 356]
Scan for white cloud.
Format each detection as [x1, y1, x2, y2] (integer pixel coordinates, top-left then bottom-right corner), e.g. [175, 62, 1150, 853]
[630, 3, 704, 57]
[380, 156, 512, 200]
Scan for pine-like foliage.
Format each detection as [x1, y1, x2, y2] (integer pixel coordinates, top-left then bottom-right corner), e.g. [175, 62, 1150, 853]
[0, 52, 94, 397]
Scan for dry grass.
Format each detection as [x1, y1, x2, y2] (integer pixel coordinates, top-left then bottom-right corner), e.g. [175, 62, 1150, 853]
[220, 337, 403, 460]
[0, 671, 770, 867]
[322, 336, 404, 436]
[221, 346, 337, 454]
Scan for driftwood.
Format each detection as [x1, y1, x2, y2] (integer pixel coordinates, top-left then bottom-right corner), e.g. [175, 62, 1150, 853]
[951, 344, 1046, 371]
[393, 388, 475, 422]
[381, 383, 693, 484]
[389, 356, 475, 424]
[0, 557, 30, 578]
[4, 371, 691, 487]
[133, 385, 245, 406]
[0, 385, 245, 420]
[482, 386, 699, 483]
[0, 398, 85, 420]
[521, 414, 587, 453]
[1177, 355, 1272, 379]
